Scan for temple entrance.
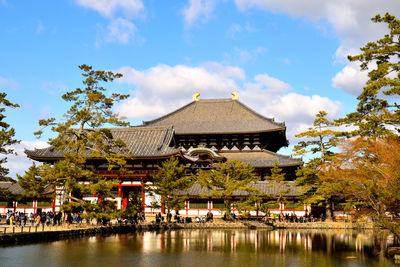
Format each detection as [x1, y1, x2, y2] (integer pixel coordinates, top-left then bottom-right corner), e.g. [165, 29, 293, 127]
[121, 186, 143, 213]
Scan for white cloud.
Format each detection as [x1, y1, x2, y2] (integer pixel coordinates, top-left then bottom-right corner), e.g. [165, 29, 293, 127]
[36, 21, 44, 34]
[76, 0, 144, 46]
[115, 62, 341, 141]
[0, 76, 18, 90]
[41, 81, 68, 96]
[234, 0, 400, 60]
[240, 78, 341, 139]
[224, 46, 267, 64]
[105, 18, 141, 44]
[3, 141, 49, 180]
[233, 0, 400, 95]
[283, 58, 291, 65]
[116, 63, 240, 118]
[96, 18, 145, 46]
[75, 0, 144, 18]
[1, 0, 10, 7]
[253, 74, 291, 93]
[332, 63, 369, 95]
[183, 0, 221, 25]
[226, 22, 257, 38]
[227, 23, 242, 38]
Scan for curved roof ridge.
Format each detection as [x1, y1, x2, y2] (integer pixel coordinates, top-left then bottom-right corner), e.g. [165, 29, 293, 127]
[143, 98, 285, 127]
[143, 101, 196, 125]
[234, 100, 285, 127]
[142, 98, 287, 135]
[261, 149, 301, 161]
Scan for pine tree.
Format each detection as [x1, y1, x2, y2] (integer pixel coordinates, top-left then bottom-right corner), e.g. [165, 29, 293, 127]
[266, 162, 288, 206]
[294, 111, 339, 161]
[149, 157, 192, 214]
[0, 92, 19, 181]
[339, 13, 400, 137]
[195, 160, 260, 220]
[17, 163, 46, 198]
[293, 111, 339, 219]
[23, 64, 129, 219]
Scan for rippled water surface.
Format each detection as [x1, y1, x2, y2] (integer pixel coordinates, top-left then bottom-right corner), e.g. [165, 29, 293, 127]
[0, 229, 397, 266]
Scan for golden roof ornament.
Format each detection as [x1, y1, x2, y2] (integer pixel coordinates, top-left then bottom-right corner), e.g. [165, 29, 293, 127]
[231, 92, 239, 100]
[193, 93, 200, 101]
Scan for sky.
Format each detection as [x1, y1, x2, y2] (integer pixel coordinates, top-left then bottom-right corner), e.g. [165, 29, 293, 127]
[1, 0, 400, 180]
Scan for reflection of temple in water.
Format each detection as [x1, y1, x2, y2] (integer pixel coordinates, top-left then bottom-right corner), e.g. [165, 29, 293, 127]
[130, 230, 395, 257]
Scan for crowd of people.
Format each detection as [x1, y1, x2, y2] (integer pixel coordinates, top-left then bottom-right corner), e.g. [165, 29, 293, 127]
[4, 211, 63, 226]
[2, 210, 89, 227]
[3, 210, 316, 227]
[273, 213, 314, 223]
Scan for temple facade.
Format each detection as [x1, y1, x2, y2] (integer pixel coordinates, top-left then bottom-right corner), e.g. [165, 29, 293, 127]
[12, 94, 307, 217]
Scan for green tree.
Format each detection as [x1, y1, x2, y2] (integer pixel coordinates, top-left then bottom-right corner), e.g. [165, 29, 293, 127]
[119, 190, 143, 219]
[266, 162, 288, 206]
[0, 92, 19, 181]
[25, 64, 129, 219]
[293, 111, 339, 161]
[195, 160, 259, 220]
[149, 157, 192, 215]
[339, 13, 400, 137]
[17, 163, 46, 198]
[293, 111, 339, 219]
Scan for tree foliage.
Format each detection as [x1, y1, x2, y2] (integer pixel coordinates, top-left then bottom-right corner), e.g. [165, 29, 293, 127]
[339, 13, 400, 137]
[294, 111, 339, 161]
[293, 111, 340, 218]
[119, 190, 143, 219]
[0, 92, 19, 180]
[294, 111, 339, 202]
[20, 64, 129, 218]
[195, 160, 259, 219]
[17, 163, 46, 198]
[319, 137, 400, 237]
[266, 162, 288, 205]
[149, 157, 192, 213]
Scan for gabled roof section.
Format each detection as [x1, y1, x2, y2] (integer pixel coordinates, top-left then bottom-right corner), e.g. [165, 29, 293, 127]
[143, 99, 286, 134]
[219, 150, 302, 167]
[25, 126, 180, 161]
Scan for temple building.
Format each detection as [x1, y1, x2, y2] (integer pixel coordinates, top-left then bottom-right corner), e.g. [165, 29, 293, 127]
[10, 94, 306, 217]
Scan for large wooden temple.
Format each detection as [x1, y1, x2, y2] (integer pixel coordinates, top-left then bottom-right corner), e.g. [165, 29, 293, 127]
[18, 94, 305, 217]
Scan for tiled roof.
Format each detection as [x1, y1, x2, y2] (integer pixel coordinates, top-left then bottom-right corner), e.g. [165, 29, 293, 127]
[25, 126, 180, 160]
[0, 182, 53, 196]
[219, 150, 302, 167]
[177, 181, 302, 197]
[143, 99, 286, 134]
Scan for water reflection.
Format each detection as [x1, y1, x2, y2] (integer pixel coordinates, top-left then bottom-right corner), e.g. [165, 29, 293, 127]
[130, 229, 395, 256]
[0, 229, 396, 266]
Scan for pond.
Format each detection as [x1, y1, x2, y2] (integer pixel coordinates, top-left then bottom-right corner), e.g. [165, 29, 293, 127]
[0, 229, 396, 266]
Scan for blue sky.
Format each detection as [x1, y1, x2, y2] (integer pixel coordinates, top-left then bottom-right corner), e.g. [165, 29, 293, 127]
[1, 0, 399, 179]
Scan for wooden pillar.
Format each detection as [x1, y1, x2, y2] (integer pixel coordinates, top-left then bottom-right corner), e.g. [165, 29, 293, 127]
[122, 191, 128, 210]
[118, 185, 122, 198]
[141, 189, 145, 212]
[52, 199, 56, 213]
[161, 196, 165, 214]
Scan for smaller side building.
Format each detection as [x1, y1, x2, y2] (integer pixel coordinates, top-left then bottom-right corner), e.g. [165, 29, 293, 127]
[0, 181, 54, 215]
